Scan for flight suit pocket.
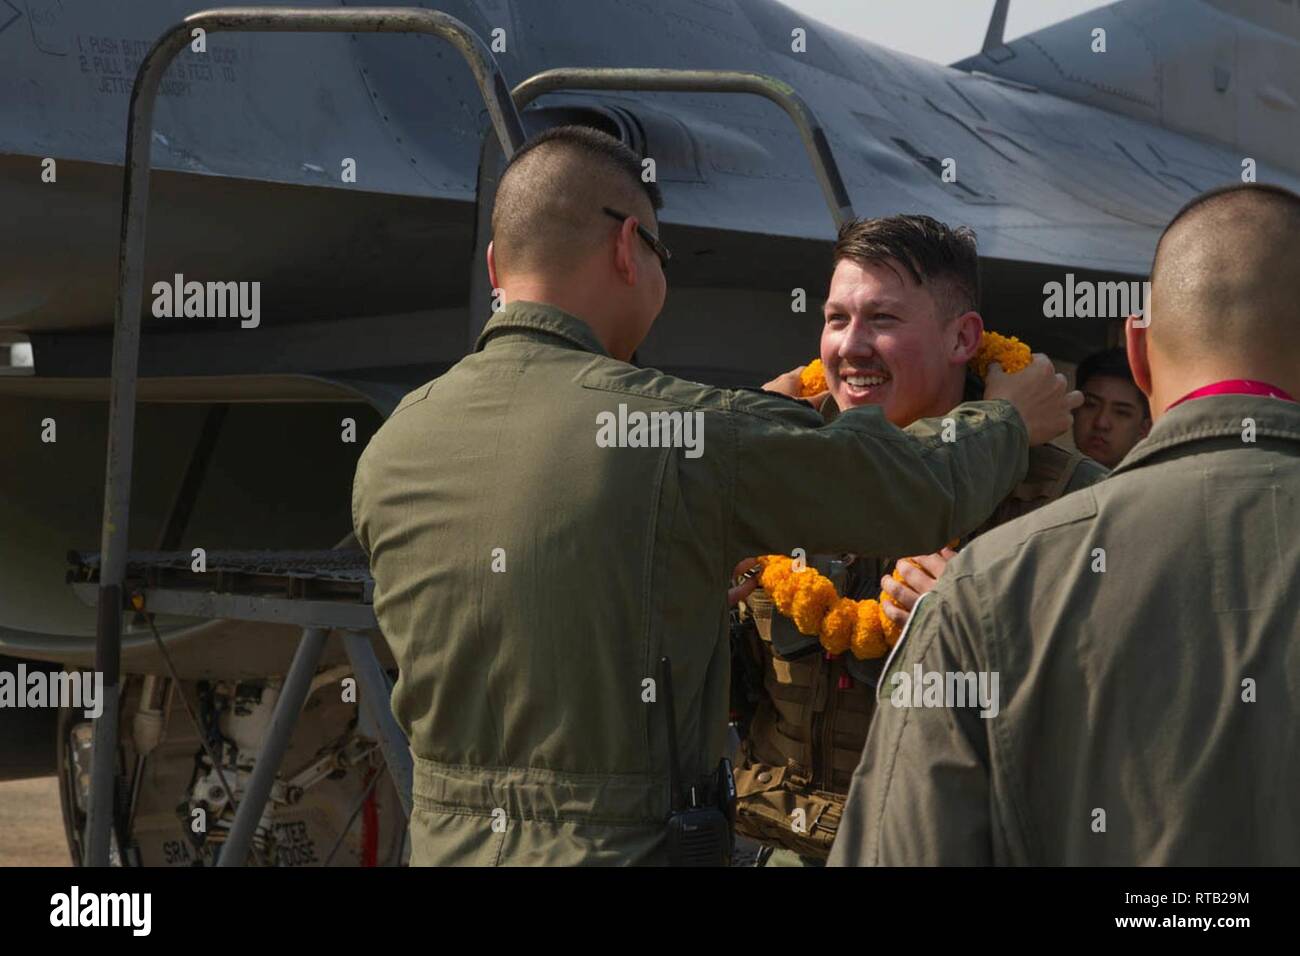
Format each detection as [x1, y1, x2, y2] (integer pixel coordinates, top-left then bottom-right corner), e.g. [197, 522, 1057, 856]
[1205, 469, 1288, 611]
[408, 803, 506, 866]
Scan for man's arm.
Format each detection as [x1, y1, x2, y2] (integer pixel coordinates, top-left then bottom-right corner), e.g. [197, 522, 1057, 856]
[731, 354, 1078, 560]
[351, 451, 371, 559]
[828, 584, 995, 866]
[729, 396, 1028, 560]
[1067, 455, 1110, 493]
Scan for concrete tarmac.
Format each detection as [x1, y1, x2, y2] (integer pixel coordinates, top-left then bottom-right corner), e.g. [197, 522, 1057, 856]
[0, 776, 70, 866]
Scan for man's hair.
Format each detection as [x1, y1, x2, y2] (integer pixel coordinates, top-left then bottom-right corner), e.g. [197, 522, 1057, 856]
[1158, 182, 1300, 244]
[832, 214, 981, 319]
[1075, 347, 1149, 417]
[1149, 183, 1300, 360]
[491, 125, 662, 277]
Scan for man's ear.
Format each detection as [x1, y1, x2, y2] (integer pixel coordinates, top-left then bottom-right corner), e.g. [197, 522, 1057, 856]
[1125, 314, 1153, 399]
[486, 240, 498, 290]
[951, 310, 984, 364]
[612, 216, 639, 287]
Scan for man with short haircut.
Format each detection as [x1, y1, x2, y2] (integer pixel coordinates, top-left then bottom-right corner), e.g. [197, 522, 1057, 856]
[731, 215, 1106, 865]
[831, 184, 1300, 866]
[1072, 347, 1150, 467]
[351, 126, 1080, 865]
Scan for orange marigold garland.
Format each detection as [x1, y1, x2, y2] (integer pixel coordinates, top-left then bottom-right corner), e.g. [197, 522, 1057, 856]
[968, 330, 1032, 378]
[756, 555, 905, 660]
[798, 330, 1031, 398]
[758, 329, 1033, 659]
[799, 362, 829, 397]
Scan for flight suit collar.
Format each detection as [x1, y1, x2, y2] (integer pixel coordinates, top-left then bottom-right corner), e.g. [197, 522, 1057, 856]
[473, 300, 610, 357]
[1109, 393, 1300, 476]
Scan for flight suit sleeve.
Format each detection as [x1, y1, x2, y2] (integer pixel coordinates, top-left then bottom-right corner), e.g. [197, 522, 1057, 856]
[1066, 456, 1110, 494]
[728, 396, 1029, 560]
[351, 449, 372, 559]
[828, 582, 995, 866]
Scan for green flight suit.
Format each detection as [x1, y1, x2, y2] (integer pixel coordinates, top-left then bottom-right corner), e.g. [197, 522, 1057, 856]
[829, 394, 1300, 866]
[352, 300, 1032, 865]
[731, 379, 1107, 863]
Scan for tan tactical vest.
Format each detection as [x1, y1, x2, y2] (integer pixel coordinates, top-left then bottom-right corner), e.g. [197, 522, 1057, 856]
[733, 442, 1091, 859]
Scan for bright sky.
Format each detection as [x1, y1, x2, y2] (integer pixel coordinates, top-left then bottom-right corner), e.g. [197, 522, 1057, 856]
[782, 0, 1113, 64]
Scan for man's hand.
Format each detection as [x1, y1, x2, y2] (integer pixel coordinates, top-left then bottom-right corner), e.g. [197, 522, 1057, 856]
[729, 558, 761, 607]
[879, 548, 956, 627]
[983, 353, 1083, 445]
[762, 366, 827, 408]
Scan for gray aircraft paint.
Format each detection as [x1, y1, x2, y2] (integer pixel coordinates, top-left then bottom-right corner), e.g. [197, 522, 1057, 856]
[2, 0, 1297, 336]
[0, 0, 1296, 668]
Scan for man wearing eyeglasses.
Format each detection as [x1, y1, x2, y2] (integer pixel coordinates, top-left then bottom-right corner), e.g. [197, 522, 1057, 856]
[351, 125, 1080, 865]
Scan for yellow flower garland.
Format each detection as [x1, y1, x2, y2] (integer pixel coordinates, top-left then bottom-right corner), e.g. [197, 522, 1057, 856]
[758, 330, 1033, 660]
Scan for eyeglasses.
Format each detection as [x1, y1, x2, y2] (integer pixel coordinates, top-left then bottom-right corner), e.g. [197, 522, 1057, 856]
[603, 207, 672, 269]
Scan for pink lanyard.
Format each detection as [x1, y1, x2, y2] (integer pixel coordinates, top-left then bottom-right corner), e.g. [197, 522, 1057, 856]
[1165, 380, 1297, 411]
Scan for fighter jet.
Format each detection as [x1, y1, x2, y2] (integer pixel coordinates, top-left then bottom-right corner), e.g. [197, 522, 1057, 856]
[1, 0, 1296, 865]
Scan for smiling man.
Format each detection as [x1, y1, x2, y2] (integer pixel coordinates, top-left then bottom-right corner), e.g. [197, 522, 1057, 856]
[1071, 348, 1151, 467]
[817, 218, 983, 427]
[731, 214, 1104, 865]
[830, 184, 1300, 866]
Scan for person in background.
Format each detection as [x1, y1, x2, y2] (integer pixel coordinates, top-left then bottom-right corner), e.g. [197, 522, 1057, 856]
[1071, 347, 1150, 468]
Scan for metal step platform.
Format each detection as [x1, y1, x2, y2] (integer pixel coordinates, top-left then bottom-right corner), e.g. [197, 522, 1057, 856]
[67, 548, 376, 631]
[67, 546, 409, 866]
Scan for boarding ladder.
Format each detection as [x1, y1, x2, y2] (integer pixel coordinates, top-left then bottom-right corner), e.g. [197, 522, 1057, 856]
[80, 6, 525, 869]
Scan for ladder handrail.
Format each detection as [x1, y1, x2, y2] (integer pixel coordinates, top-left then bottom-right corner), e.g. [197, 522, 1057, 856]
[87, 5, 525, 869]
[511, 67, 857, 228]
[469, 67, 857, 338]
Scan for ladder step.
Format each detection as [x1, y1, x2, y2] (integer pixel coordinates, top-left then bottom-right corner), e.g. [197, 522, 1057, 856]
[67, 548, 374, 608]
